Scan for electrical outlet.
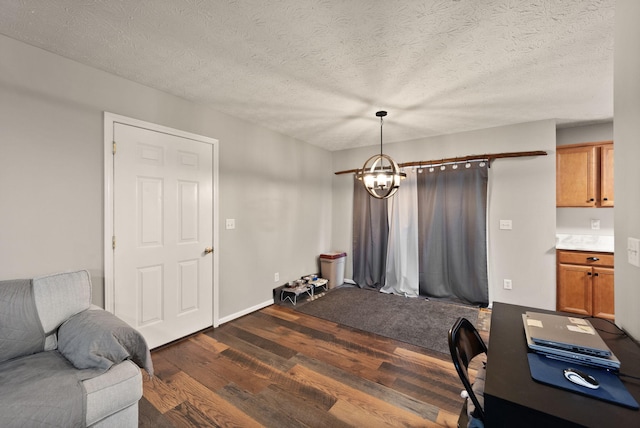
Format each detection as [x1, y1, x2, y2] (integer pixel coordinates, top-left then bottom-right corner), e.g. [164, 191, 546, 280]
[274, 272, 280, 282]
[591, 219, 600, 230]
[499, 220, 512, 230]
[225, 218, 236, 230]
[503, 279, 513, 290]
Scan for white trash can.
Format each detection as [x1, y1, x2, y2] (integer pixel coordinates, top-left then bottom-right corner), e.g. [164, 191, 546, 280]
[319, 252, 346, 289]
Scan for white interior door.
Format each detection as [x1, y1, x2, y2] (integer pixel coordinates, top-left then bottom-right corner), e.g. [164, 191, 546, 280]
[113, 122, 214, 349]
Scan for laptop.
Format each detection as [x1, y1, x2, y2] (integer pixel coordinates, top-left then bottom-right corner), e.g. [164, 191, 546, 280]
[522, 314, 620, 370]
[524, 311, 611, 356]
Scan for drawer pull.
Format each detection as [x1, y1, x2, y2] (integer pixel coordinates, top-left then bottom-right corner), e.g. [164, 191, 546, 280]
[586, 257, 600, 262]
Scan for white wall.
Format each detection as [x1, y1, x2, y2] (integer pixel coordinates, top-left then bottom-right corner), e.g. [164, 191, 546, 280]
[332, 120, 557, 310]
[0, 35, 333, 320]
[555, 123, 614, 236]
[556, 122, 614, 147]
[614, 0, 640, 339]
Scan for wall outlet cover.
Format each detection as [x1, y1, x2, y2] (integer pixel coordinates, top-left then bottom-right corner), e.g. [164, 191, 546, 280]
[499, 220, 513, 230]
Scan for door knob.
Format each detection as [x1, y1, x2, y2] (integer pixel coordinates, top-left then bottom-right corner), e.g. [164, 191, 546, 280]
[204, 247, 213, 254]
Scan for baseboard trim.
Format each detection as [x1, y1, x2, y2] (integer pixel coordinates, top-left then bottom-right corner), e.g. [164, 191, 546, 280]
[218, 298, 274, 325]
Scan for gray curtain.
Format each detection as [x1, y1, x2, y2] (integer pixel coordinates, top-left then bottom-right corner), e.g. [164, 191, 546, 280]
[417, 163, 489, 306]
[352, 176, 388, 288]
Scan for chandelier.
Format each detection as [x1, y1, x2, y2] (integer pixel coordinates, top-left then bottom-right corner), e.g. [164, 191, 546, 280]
[356, 111, 406, 199]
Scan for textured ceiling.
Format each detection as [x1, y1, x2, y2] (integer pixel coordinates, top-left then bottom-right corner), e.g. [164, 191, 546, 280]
[0, 0, 614, 151]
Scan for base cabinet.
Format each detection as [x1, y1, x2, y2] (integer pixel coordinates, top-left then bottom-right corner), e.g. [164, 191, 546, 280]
[556, 250, 614, 320]
[592, 267, 614, 319]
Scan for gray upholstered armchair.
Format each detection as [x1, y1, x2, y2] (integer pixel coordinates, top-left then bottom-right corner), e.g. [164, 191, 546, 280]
[0, 270, 153, 427]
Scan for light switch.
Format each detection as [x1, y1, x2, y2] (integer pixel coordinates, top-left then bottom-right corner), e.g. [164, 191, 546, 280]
[499, 220, 512, 230]
[628, 237, 640, 267]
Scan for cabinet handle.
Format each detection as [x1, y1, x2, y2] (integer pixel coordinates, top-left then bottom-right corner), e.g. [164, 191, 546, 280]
[587, 272, 592, 276]
[586, 257, 600, 261]
[603, 197, 609, 201]
[594, 273, 599, 277]
[588, 198, 595, 202]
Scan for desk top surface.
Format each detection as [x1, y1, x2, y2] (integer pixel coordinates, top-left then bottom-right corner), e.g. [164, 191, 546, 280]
[485, 302, 640, 427]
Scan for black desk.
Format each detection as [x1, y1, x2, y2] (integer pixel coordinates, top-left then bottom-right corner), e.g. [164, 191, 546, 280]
[484, 302, 640, 427]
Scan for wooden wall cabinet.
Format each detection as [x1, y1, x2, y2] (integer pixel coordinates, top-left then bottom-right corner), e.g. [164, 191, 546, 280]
[557, 250, 614, 320]
[556, 141, 614, 207]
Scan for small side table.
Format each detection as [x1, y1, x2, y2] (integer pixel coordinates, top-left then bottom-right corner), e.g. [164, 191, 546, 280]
[280, 284, 313, 305]
[308, 278, 328, 293]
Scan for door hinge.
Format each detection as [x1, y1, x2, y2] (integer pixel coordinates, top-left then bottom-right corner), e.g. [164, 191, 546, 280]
[112, 236, 116, 250]
[113, 141, 117, 154]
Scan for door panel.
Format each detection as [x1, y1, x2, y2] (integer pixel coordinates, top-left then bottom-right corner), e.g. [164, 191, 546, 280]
[113, 123, 213, 349]
[556, 145, 597, 207]
[557, 263, 592, 316]
[593, 267, 615, 320]
[600, 144, 614, 207]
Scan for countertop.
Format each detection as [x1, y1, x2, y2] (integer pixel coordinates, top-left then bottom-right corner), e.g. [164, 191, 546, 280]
[556, 234, 614, 253]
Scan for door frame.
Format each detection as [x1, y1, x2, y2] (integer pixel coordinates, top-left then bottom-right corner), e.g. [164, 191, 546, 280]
[103, 112, 220, 327]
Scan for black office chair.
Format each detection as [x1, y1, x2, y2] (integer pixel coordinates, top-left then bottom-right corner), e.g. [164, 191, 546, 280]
[448, 317, 488, 428]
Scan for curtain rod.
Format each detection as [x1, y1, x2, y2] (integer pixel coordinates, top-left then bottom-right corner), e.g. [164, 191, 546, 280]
[334, 150, 547, 175]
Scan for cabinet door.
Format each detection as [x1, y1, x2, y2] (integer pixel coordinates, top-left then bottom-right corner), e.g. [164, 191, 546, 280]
[556, 145, 598, 207]
[600, 143, 614, 207]
[557, 263, 592, 315]
[593, 267, 614, 320]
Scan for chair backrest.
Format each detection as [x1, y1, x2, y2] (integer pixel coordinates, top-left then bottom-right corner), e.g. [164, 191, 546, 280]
[448, 317, 488, 422]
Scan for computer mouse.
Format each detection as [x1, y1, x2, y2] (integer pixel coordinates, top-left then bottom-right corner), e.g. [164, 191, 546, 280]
[563, 368, 600, 389]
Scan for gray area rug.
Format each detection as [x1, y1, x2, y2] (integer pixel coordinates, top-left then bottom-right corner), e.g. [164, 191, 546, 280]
[293, 287, 479, 355]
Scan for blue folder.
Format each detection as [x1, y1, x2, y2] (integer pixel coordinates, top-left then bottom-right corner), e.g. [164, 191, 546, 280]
[527, 352, 639, 410]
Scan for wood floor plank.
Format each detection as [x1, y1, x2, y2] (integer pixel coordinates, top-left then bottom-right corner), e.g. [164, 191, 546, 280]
[143, 374, 187, 414]
[140, 303, 489, 427]
[251, 310, 401, 357]
[215, 346, 340, 412]
[233, 316, 389, 376]
[188, 331, 230, 354]
[169, 371, 265, 428]
[435, 408, 461, 428]
[261, 383, 352, 428]
[289, 363, 437, 427]
[292, 353, 441, 418]
[159, 339, 232, 392]
[207, 325, 298, 371]
[139, 397, 176, 428]
[260, 304, 306, 322]
[163, 402, 216, 428]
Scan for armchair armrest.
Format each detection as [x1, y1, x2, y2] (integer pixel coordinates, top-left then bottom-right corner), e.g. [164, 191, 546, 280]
[57, 309, 153, 375]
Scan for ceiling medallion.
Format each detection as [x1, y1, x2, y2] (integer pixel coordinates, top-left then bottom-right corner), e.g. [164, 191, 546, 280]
[356, 111, 406, 199]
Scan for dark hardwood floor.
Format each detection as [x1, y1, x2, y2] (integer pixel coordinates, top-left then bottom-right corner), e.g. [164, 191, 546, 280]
[140, 303, 489, 427]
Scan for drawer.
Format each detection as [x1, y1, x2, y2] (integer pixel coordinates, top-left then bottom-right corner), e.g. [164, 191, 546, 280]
[557, 250, 614, 267]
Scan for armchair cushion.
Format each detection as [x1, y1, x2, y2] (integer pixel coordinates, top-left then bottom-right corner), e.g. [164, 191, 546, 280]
[57, 309, 153, 375]
[0, 279, 44, 364]
[33, 270, 91, 334]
